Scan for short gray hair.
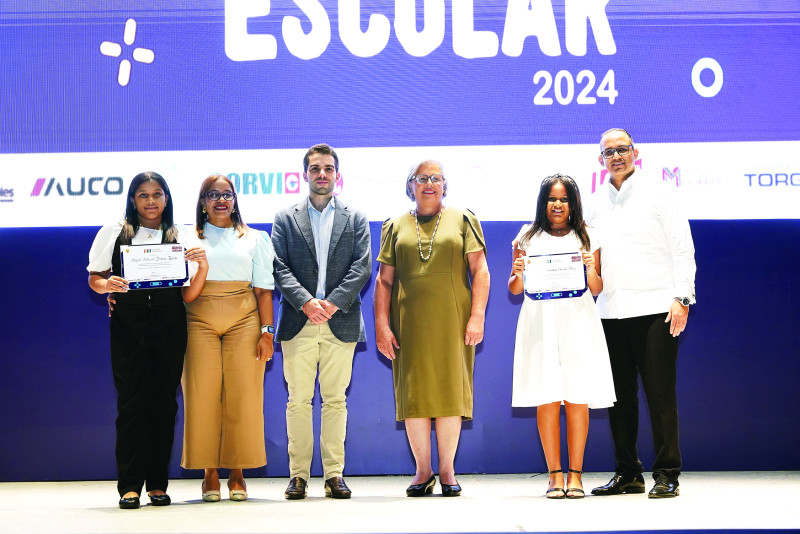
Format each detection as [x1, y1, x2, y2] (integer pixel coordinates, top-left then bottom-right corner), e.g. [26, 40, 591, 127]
[405, 159, 448, 201]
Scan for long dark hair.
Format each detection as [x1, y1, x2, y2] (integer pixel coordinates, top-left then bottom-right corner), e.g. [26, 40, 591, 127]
[195, 174, 247, 239]
[123, 171, 178, 242]
[518, 173, 591, 251]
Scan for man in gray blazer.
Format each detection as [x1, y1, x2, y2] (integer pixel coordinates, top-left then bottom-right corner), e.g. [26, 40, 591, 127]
[271, 144, 371, 500]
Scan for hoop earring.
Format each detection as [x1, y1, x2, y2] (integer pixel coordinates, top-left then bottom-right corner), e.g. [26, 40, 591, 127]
[202, 207, 207, 213]
[232, 208, 236, 213]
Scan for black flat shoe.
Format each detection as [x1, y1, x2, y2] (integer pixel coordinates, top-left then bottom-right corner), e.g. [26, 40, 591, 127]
[565, 469, 585, 499]
[406, 475, 436, 497]
[118, 496, 140, 509]
[591, 473, 645, 496]
[545, 469, 565, 499]
[148, 493, 171, 506]
[440, 481, 461, 497]
[648, 477, 679, 498]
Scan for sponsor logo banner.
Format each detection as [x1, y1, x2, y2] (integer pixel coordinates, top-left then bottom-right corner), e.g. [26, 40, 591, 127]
[2, 141, 798, 227]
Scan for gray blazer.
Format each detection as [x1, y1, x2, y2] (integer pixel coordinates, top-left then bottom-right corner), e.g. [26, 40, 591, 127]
[271, 198, 371, 343]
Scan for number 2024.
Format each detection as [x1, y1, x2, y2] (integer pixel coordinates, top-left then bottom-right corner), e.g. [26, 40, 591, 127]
[533, 69, 618, 105]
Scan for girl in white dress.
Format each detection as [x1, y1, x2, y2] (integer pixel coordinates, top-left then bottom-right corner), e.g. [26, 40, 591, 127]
[508, 174, 615, 499]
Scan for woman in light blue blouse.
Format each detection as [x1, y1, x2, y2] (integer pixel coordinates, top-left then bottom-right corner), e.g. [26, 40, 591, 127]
[180, 174, 275, 502]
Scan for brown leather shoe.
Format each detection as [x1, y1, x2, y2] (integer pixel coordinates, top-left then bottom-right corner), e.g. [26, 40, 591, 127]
[324, 476, 352, 499]
[284, 477, 307, 500]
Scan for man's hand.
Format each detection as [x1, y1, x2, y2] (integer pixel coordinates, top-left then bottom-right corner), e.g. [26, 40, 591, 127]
[302, 298, 333, 324]
[665, 300, 689, 337]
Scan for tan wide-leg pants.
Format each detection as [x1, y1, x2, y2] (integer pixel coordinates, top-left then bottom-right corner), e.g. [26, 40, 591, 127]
[281, 321, 356, 481]
[181, 281, 267, 469]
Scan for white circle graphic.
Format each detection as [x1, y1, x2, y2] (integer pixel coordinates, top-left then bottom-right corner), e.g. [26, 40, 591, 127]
[692, 57, 723, 97]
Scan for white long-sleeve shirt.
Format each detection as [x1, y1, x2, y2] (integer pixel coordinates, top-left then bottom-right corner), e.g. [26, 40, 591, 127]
[586, 170, 696, 320]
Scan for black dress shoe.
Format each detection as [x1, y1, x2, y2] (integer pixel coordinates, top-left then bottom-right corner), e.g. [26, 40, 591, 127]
[324, 476, 352, 499]
[440, 481, 462, 497]
[648, 477, 679, 498]
[406, 475, 436, 497]
[148, 493, 171, 506]
[591, 474, 646, 496]
[118, 496, 140, 509]
[285, 477, 307, 500]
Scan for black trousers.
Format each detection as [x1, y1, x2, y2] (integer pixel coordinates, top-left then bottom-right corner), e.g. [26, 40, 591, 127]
[601, 313, 681, 482]
[109, 299, 186, 497]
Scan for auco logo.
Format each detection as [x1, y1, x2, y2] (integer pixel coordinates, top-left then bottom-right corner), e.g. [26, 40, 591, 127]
[228, 172, 303, 196]
[0, 188, 13, 203]
[31, 177, 124, 197]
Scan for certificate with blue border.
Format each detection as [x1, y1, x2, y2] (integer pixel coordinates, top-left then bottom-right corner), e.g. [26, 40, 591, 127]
[523, 252, 587, 300]
[121, 244, 188, 290]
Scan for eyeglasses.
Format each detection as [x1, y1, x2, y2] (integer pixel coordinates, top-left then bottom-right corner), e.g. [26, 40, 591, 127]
[601, 145, 634, 159]
[205, 191, 235, 201]
[409, 174, 444, 185]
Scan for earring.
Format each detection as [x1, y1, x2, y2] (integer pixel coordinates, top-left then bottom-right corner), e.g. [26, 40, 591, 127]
[232, 208, 236, 213]
[202, 207, 207, 213]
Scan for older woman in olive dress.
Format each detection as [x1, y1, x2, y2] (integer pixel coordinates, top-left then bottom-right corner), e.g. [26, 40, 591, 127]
[374, 160, 490, 497]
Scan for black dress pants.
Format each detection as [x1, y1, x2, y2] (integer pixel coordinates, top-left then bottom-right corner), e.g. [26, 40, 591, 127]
[601, 313, 681, 482]
[109, 299, 186, 497]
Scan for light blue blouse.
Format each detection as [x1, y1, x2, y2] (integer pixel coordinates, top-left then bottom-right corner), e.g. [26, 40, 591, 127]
[187, 223, 275, 290]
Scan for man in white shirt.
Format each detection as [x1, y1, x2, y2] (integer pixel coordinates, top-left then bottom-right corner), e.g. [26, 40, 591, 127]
[588, 128, 696, 499]
[272, 144, 371, 500]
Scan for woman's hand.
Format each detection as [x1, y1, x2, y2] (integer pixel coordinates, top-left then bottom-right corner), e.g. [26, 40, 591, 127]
[512, 255, 525, 278]
[582, 251, 596, 272]
[256, 333, 274, 361]
[376, 324, 399, 360]
[105, 275, 129, 293]
[464, 314, 485, 346]
[185, 246, 208, 270]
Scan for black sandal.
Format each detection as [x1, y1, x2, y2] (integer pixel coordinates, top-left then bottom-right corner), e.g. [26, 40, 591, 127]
[566, 469, 585, 499]
[545, 469, 565, 499]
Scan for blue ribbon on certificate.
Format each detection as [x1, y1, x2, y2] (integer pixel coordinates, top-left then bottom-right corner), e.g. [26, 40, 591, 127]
[523, 252, 587, 300]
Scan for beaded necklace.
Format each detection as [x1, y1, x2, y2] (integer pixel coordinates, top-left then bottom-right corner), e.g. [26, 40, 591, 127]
[413, 207, 443, 262]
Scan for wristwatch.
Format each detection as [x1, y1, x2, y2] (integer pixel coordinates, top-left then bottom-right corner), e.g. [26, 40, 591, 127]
[674, 297, 692, 307]
[260, 324, 275, 335]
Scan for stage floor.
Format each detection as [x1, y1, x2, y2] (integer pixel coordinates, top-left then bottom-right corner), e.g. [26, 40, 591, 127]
[1, 472, 798, 533]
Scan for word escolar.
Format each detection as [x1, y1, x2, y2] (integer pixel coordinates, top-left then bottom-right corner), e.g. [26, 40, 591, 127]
[225, 0, 617, 61]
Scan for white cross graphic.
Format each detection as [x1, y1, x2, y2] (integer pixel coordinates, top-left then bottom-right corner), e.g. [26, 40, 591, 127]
[99, 19, 155, 87]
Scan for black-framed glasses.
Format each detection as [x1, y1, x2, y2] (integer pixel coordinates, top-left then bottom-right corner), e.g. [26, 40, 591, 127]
[601, 145, 633, 159]
[409, 174, 444, 185]
[205, 191, 235, 201]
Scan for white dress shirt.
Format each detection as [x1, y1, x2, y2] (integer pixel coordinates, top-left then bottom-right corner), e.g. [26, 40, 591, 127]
[586, 170, 696, 320]
[307, 196, 336, 299]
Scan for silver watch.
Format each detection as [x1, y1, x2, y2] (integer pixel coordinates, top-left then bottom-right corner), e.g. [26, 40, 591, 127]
[674, 297, 691, 307]
[260, 324, 275, 335]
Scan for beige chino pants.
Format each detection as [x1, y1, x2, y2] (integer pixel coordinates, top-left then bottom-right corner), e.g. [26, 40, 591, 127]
[181, 281, 267, 469]
[281, 321, 356, 481]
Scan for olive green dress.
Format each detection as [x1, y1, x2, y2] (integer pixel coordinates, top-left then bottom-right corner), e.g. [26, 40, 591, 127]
[377, 207, 486, 421]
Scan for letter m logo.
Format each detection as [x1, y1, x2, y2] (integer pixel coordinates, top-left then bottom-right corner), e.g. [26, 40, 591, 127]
[662, 167, 681, 188]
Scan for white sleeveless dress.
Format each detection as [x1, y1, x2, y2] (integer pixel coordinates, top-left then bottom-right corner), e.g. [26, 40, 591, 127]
[511, 225, 616, 408]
